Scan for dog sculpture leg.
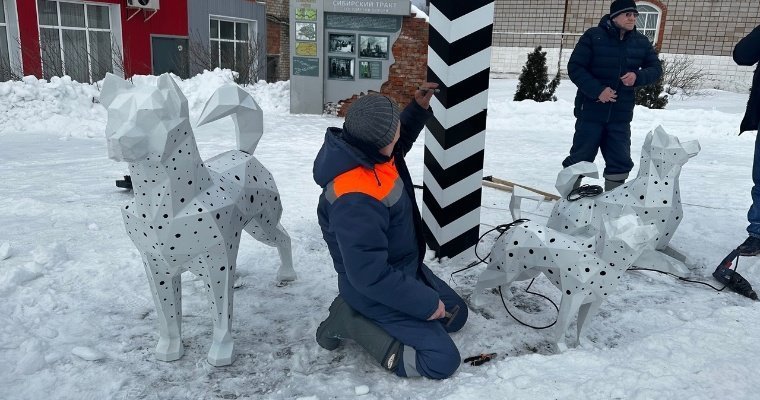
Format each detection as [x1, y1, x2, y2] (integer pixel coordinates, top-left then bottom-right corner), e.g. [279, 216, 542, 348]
[244, 222, 296, 282]
[553, 293, 586, 352]
[575, 299, 602, 347]
[204, 248, 237, 366]
[143, 257, 184, 361]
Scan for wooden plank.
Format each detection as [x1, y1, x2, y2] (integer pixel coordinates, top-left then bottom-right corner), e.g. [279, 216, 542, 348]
[482, 176, 560, 201]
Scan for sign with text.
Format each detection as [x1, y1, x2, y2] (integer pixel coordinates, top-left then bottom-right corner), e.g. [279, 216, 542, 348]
[325, 13, 402, 32]
[324, 0, 410, 16]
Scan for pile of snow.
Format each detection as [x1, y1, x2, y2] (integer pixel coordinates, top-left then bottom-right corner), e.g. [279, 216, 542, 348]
[0, 68, 291, 138]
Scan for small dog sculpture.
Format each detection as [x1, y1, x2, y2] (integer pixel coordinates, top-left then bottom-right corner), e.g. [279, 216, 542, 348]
[547, 126, 700, 277]
[474, 210, 657, 351]
[101, 74, 296, 366]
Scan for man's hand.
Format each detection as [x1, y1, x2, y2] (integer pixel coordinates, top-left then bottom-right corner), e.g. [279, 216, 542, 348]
[427, 300, 446, 320]
[598, 87, 618, 103]
[415, 82, 438, 109]
[620, 72, 637, 87]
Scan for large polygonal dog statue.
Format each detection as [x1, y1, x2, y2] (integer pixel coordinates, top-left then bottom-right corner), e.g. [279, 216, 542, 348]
[101, 73, 296, 366]
[547, 126, 700, 277]
[474, 210, 657, 351]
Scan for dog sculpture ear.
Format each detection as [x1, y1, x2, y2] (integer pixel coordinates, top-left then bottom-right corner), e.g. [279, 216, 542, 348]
[100, 73, 133, 108]
[157, 73, 189, 118]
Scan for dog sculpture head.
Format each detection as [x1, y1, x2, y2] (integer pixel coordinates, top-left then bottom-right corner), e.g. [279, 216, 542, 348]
[100, 73, 190, 162]
[596, 208, 658, 267]
[639, 126, 700, 180]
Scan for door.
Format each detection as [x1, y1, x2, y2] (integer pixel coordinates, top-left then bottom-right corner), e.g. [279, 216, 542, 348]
[152, 36, 189, 78]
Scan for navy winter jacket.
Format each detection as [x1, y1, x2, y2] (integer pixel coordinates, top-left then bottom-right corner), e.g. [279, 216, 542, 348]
[734, 24, 760, 133]
[313, 100, 441, 322]
[568, 15, 662, 123]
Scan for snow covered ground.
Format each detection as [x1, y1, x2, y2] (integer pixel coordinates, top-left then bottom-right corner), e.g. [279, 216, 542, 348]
[1, 69, 759, 400]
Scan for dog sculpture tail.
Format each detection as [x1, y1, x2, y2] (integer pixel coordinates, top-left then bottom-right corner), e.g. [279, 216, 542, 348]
[197, 85, 264, 155]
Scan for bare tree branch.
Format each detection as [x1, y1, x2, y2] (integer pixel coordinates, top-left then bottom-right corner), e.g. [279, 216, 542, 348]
[662, 54, 708, 97]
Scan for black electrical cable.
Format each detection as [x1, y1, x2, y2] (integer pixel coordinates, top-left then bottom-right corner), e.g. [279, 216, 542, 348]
[450, 218, 560, 330]
[627, 258, 738, 292]
[567, 184, 603, 202]
[450, 219, 531, 277]
[499, 280, 558, 330]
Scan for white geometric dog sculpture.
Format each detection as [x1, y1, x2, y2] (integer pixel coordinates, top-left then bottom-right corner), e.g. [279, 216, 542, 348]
[547, 126, 700, 277]
[100, 73, 296, 366]
[474, 211, 657, 351]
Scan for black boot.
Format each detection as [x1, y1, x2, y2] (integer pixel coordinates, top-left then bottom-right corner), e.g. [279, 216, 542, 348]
[738, 236, 760, 256]
[604, 178, 625, 191]
[316, 296, 402, 371]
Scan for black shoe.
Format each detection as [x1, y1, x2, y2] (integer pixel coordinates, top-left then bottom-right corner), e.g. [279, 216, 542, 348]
[738, 236, 760, 256]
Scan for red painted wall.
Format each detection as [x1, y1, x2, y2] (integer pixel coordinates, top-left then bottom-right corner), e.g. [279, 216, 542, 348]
[16, 0, 188, 78]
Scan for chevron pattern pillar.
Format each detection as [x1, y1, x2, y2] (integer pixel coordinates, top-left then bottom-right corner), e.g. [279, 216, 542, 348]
[422, 0, 494, 258]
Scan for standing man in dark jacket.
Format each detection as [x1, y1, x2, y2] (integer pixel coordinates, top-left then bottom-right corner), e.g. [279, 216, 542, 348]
[312, 84, 468, 379]
[562, 0, 662, 191]
[733, 24, 760, 255]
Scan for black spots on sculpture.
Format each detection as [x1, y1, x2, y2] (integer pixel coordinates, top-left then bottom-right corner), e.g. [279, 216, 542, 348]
[508, 252, 514, 258]
[216, 213, 221, 219]
[600, 271, 607, 276]
[550, 238, 556, 243]
[566, 290, 572, 295]
[188, 180, 193, 185]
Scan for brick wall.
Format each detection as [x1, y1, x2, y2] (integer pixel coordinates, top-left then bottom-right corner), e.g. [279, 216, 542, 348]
[490, 0, 760, 91]
[660, 0, 757, 57]
[338, 15, 429, 116]
[265, 0, 289, 19]
[265, 0, 290, 82]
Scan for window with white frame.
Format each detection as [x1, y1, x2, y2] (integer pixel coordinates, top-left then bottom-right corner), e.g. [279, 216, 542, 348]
[37, 0, 113, 82]
[636, 3, 661, 44]
[209, 17, 253, 77]
[0, 0, 12, 81]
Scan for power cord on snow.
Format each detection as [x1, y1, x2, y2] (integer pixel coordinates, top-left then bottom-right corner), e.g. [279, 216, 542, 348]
[627, 267, 729, 291]
[450, 219, 560, 330]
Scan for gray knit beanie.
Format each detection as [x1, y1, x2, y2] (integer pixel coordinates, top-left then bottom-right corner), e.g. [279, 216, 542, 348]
[343, 94, 400, 150]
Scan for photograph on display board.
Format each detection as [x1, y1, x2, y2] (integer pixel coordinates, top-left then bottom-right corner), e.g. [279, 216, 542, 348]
[328, 33, 355, 54]
[328, 57, 355, 80]
[295, 7, 317, 21]
[359, 61, 382, 79]
[295, 22, 317, 41]
[359, 35, 389, 59]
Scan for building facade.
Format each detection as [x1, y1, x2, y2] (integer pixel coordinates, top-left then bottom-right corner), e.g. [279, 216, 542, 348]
[0, 0, 268, 83]
[490, 0, 760, 91]
[266, 0, 290, 82]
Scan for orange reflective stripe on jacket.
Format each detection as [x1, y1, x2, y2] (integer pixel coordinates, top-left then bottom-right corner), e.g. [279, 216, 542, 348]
[325, 158, 405, 207]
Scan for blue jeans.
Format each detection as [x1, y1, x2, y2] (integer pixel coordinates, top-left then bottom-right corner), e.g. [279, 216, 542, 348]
[749, 124, 760, 237]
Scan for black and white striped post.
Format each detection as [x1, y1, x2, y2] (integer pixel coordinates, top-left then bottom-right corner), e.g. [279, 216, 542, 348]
[422, 0, 494, 258]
